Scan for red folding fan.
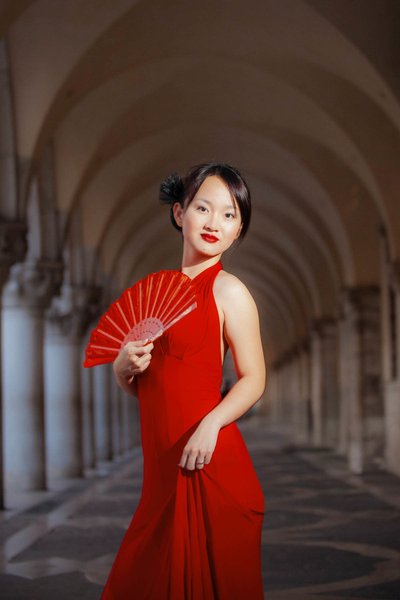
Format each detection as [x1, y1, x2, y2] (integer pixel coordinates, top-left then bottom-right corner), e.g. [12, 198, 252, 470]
[83, 270, 197, 367]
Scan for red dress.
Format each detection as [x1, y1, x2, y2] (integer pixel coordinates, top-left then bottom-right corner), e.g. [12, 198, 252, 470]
[101, 260, 265, 599]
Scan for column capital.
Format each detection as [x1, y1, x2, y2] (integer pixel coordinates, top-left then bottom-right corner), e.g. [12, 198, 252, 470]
[46, 283, 103, 338]
[338, 285, 380, 320]
[3, 259, 63, 310]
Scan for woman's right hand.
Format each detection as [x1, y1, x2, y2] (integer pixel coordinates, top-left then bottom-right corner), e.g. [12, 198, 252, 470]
[113, 338, 154, 384]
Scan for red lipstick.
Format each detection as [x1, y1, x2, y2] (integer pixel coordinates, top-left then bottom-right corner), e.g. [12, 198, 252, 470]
[201, 234, 219, 243]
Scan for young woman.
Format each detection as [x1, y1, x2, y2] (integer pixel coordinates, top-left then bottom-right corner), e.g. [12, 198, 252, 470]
[101, 162, 266, 599]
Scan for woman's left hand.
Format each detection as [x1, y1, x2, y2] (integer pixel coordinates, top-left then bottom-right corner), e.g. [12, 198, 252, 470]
[177, 417, 221, 471]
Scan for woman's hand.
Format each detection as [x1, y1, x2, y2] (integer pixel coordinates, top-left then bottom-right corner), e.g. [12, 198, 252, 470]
[113, 338, 154, 385]
[177, 416, 221, 471]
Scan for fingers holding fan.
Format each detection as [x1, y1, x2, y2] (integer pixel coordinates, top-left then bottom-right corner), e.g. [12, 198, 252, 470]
[83, 270, 197, 368]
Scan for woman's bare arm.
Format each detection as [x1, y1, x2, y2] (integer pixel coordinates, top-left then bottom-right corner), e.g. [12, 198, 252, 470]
[204, 274, 266, 428]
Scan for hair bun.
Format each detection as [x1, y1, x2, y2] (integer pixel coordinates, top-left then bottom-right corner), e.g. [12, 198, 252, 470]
[159, 172, 184, 205]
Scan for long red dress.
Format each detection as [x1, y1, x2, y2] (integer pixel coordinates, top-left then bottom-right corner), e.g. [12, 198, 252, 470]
[101, 259, 265, 599]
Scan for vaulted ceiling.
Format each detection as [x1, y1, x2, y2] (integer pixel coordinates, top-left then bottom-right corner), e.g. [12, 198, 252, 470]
[2, 0, 400, 363]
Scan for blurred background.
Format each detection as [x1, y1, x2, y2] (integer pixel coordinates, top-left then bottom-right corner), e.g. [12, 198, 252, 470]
[0, 0, 399, 528]
[2, 2, 400, 598]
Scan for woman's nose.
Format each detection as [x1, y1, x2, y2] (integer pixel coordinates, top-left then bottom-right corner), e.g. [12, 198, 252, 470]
[205, 214, 219, 230]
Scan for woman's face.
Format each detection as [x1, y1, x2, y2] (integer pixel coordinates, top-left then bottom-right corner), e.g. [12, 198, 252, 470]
[173, 175, 243, 257]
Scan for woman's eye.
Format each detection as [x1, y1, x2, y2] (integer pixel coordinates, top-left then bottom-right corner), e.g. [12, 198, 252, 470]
[225, 213, 234, 219]
[197, 206, 207, 212]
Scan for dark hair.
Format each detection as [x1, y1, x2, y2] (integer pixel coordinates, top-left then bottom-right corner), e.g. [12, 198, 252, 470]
[159, 162, 251, 242]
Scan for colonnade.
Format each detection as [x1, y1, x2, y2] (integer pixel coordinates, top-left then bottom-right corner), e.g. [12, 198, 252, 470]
[267, 231, 399, 477]
[1, 223, 400, 506]
[1, 0, 400, 510]
[1, 267, 139, 498]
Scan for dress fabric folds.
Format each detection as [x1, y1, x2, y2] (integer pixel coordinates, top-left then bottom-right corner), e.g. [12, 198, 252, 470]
[101, 260, 265, 599]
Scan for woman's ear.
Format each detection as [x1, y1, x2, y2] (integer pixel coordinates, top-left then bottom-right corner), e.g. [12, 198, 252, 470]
[172, 201, 184, 227]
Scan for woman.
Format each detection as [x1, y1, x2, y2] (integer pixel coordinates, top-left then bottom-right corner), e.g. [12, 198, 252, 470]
[101, 162, 266, 599]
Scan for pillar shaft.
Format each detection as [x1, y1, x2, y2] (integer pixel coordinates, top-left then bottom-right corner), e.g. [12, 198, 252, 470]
[44, 327, 83, 479]
[120, 391, 131, 453]
[131, 395, 141, 448]
[2, 260, 60, 491]
[382, 258, 400, 475]
[3, 304, 46, 489]
[0, 222, 27, 506]
[45, 284, 104, 478]
[81, 364, 96, 469]
[93, 364, 112, 461]
[111, 376, 122, 457]
[338, 286, 383, 474]
[295, 342, 311, 444]
[310, 318, 339, 447]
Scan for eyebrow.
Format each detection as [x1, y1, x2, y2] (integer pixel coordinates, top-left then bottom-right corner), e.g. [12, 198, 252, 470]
[197, 197, 237, 211]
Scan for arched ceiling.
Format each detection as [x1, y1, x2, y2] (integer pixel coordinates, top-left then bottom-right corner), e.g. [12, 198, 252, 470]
[3, 0, 400, 365]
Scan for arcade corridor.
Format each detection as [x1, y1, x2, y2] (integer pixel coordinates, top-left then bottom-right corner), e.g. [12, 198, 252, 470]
[1, 1, 400, 598]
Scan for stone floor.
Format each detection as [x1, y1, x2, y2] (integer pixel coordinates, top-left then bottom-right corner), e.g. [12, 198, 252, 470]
[1, 415, 400, 599]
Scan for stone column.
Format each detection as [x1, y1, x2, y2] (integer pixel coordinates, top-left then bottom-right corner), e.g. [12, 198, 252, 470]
[277, 357, 288, 425]
[111, 374, 122, 458]
[131, 395, 141, 447]
[123, 391, 141, 450]
[2, 260, 61, 491]
[0, 222, 27, 507]
[93, 363, 112, 462]
[310, 318, 339, 447]
[117, 385, 126, 454]
[382, 259, 400, 475]
[272, 363, 285, 424]
[266, 367, 280, 423]
[126, 392, 134, 450]
[44, 284, 98, 481]
[81, 361, 96, 470]
[80, 286, 102, 471]
[120, 390, 131, 453]
[338, 286, 383, 474]
[264, 368, 276, 420]
[293, 339, 311, 445]
[286, 350, 299, 439]
[337, 312, 352, 456]
[221, 348, 236, 397]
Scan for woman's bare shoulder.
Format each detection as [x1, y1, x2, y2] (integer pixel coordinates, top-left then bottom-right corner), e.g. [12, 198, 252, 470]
[214, 268, 255, 306]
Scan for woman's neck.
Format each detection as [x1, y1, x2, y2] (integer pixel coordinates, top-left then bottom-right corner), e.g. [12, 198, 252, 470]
[180, 254, 222, 279]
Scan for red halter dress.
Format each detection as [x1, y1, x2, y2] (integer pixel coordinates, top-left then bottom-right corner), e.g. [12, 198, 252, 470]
[101, 259, 265, 599]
